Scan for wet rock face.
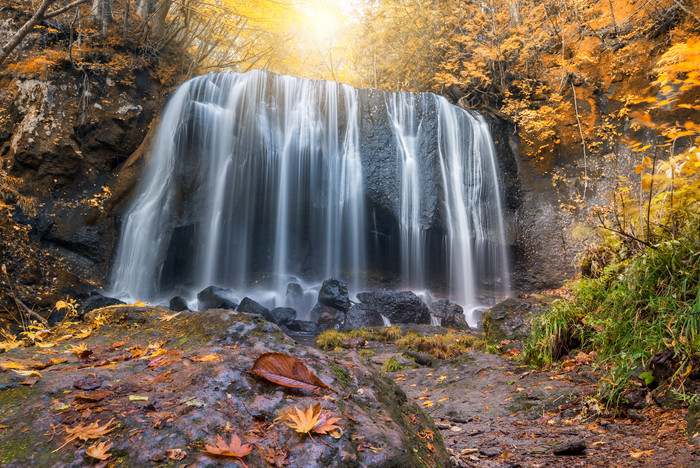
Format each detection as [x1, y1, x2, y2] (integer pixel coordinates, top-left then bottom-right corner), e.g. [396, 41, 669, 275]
[169, 296, 189, 311]
[317, 277, 351, 312]
[0, 306, 449, 467]
[356, 290, 431, 325]
[341, 303, 385, 330]
[430, 298, 469, 329]
[80, 292, 125, 316]
[197, 286, 238, 310]
[1, 74, 160, 191]
[482, 297, 551, 347]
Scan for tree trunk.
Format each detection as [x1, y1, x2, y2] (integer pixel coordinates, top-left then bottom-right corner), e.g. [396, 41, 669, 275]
[136, 0, 155, 18]
[91, 0, 112, 36]
[0, 0, 57, 66]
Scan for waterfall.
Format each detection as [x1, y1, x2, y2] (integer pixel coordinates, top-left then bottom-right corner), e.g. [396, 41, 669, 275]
[110, 71, 509, 327]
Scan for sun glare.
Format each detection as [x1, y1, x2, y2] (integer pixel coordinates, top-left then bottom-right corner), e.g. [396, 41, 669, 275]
[299, 1, 345, 43]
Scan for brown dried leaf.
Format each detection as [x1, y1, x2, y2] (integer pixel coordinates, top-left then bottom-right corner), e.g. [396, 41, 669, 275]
[251, 352, 332, 393]
[262, 446, 289, 467]
[74, 390, 112, 401]
[312, 409, 342, 435]
[203, 433, 252, 461]
[166, 448, 186, 460]
[192, 354, 221, 362]
[86, 441, 112, 460]
[158, 312, 181, 322]
[55, 419, 117, 451]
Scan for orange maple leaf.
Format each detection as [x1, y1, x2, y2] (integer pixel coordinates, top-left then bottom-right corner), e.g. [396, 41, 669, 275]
[282, 403, 341, 436]
[203, 433, 252, 465]
[86, 441, 112, 460]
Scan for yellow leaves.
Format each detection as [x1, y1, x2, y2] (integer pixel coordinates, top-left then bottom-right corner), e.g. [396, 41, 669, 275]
[280, 403, 342, 437]
[203, 433, 252, 460]
[0, 360, 26, 371]
[86, 441, 112, 460]
[158, 312, 181, 322]
[192, 354, 221, 362]
[629, 449, 653, 458]
[11, 369, 41, 377]
[68, 342, 88, 358]
[55, 298, 76, 312]
[59, 419, 117, 449]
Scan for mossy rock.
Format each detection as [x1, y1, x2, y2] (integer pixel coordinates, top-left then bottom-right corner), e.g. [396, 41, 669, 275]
[483, 297, 555, 348]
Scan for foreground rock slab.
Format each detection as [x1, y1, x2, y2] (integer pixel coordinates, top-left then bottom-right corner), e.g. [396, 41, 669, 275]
[0, 306, 448, 467]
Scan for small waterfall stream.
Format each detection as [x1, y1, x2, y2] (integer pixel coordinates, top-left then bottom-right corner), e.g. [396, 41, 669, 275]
[110, 71, 509, 327]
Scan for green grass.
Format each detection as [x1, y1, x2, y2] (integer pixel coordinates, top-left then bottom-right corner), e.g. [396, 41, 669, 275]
[381, 358, 405, 373]
[397, 331, 486, 359]
[524, 217, 700, 407]
[316, 326, 402, 350]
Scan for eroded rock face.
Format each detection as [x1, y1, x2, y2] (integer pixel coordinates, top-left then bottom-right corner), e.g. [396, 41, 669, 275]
[317, 277, 351, 312]
[356, 290, 431, 325]
[430, 298, 469, 329]
[197, 286, 238, 310]
[482, 297, 554, 347]
[0, 306, 449, 467]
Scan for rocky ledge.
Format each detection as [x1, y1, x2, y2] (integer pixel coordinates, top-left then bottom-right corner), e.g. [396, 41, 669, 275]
[0, 306, 448, 467]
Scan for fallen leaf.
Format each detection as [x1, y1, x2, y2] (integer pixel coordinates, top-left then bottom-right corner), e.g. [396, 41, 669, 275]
[158, 312, 181, 322]
[166, 448, 186, 460]
[630, 449, 653, 458]
[282, 403, 342, 435]
[75, 390, 112, 401]
[204, 433, 252, 464]
[56, 419, 117, 451]
[36, 341, 56, 348]
[251, 352, 332, 393]
[74, 328, 93, 339]
[0, 361, 26, 371]
[192, 354, 221, 362]
[86, 441, 112, 460]
[129, 395, 149, 401]
[11, 369, 41, 377]
[262, 445, 289, 467]
[69, 342, 87, 354]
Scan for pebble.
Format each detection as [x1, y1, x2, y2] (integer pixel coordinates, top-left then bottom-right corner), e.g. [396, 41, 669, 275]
[553, 437, 586, 455]
[479, 447, 501, 457]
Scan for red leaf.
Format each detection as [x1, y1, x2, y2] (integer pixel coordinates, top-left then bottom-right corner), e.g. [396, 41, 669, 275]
[251, 352, 332, 393]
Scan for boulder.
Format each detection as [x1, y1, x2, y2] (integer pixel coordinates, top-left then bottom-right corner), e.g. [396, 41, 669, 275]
[285, 320, 318, 333]
[317, 278, 351, 312]
[310, 303, 344, 332]
[237, 297, 270, 319]
[80, 292, 125, 315]
[317, 310, 345, 333]
[196, 286, 238, 310]
[270, 307, 296, 327]
[482, 297, 547, 347]
[169, 296, 189, 312]
[356, 290, 430, 325]
[0, 306, 449, 466]
[341, 304, 384, 330]
[430, 299, 468, 329]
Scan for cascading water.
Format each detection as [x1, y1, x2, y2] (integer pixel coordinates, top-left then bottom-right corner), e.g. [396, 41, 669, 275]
[110, 71, 509, 327]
